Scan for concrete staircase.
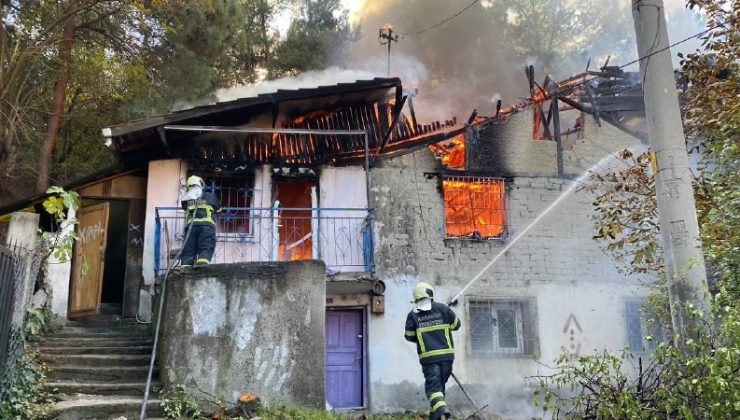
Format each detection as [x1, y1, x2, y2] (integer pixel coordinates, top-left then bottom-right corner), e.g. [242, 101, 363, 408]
[41, 306, 164, 419]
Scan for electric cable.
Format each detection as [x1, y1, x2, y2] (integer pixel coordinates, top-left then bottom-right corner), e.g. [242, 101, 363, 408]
[412, 0, 480, 36]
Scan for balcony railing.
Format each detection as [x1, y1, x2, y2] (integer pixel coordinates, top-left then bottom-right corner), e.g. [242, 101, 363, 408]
[154, 207, 373, 275]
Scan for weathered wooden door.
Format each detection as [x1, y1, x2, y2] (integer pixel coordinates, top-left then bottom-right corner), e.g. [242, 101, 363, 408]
[68, 203, 109, 317]
[325, 309, 363, 408]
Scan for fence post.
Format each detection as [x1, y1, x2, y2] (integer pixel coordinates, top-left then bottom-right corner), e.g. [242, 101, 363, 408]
[5, 212, 40, 328]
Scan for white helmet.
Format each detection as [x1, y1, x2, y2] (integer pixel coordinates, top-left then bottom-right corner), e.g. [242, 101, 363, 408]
[186, 175, 205, 189]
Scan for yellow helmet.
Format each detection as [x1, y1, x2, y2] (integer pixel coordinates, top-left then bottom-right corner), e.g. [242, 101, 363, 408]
[411, 282, 434, 303]
[186, 175, 205, 189]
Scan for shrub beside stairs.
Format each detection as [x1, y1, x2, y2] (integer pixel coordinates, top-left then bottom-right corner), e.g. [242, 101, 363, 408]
[40, 307, 165, 419]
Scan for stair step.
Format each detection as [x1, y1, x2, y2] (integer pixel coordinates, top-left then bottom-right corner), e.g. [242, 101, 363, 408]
[66, 314, 124, 325]
[47, 381, 155, 397]
[42, 354, 150, 367]
[52, 395, 163, 420]
[51, 366, 157, 383]
[39, 337, 153, 347]
[50, 331, 153, 339]
[38, 345, 153, 355]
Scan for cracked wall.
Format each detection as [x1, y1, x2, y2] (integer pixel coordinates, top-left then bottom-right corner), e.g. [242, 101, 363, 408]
[159, 261, 326, 408]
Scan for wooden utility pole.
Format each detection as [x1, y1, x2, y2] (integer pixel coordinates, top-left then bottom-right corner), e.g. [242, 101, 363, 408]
[631, 0, 709, 343]
[378, 24, 399, 76]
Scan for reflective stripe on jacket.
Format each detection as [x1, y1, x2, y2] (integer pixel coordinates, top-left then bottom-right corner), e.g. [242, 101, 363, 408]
[181, 192, 221, 225]
[404, 301, 461, 364]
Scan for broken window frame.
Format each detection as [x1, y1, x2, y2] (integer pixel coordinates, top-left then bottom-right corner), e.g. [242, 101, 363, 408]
[441, 176, 507, 241]
[466, 297, 538, 356]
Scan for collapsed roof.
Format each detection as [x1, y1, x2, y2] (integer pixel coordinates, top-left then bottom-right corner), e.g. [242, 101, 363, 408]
[104, 78, 462, 171]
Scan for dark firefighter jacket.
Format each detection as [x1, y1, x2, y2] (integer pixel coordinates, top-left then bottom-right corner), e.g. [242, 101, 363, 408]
[404, 301, 461, 364]
[181, 192, 221, 226]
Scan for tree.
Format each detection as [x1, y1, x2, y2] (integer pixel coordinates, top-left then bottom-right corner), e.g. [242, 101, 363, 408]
[271, 0, 354, 76]
[487, 0, 637, 78]
[532, 1, 740, 417]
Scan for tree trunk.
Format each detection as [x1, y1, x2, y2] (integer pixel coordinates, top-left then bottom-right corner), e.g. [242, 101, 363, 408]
[37, 1, 78, 193]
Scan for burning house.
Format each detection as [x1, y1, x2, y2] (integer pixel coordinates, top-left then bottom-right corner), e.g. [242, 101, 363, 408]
[0, 70, 658, 418]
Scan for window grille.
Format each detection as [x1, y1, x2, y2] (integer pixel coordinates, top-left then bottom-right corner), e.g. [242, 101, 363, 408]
[624, 300, 664, 354]
[196, 175, 255, 236]
[442, 176, 506, 240]
[468, 298, 537, 356]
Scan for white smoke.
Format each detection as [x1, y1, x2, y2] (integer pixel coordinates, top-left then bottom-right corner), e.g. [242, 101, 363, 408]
[213, 66, 378, 103]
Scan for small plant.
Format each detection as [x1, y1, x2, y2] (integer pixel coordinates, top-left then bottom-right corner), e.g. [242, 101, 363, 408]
[39, 186, 80, 262]
[24, 307, 58, 339]
[160, 384, 203, 419]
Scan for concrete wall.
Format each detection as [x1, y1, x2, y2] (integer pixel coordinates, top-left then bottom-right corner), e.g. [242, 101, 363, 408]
[365, 113, 653, 418]
[159, 261, 327, 408]
[142, 159, 187, 285]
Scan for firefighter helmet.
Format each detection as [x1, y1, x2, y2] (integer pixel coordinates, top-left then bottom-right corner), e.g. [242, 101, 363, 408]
[411, 282, 434, 303]
[186, 175, 205, 189]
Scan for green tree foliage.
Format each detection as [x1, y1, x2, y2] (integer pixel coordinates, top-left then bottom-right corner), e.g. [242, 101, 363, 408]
[0, 0, 352, 203]
[534, 1, 740, 417]
[487, 0, 637, 77]
[271, 0, 354, 76]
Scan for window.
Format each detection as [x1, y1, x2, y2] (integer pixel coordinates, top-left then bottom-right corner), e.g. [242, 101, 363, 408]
[196, 175, 255, 238]
[624, 300, 665, 354]
[443, 176, 506, 240]
[468, 298, 538, 355]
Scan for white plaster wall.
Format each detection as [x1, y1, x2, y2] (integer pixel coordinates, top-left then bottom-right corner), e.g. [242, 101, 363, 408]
[142, 159, 187, 285]
[318, 167, 368, 271]
[47, 208, 76, 317]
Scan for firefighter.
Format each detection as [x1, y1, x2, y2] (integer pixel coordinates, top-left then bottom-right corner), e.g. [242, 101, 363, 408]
[404, 282, 461, 420]
[180, 175, 221, 267]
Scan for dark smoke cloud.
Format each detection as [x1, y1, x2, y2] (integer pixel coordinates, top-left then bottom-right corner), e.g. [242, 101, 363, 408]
[334, 0, 703, 123]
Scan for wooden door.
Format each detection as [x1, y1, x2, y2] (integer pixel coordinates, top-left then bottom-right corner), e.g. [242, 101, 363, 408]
[69, 203, 109, 317]
[325, 309, 363, 408]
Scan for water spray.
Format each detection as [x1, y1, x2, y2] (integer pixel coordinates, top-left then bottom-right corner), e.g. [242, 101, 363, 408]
[448, 151, 630, 306]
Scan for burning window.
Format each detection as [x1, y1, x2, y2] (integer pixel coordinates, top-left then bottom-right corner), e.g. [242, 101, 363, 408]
[430, 133, 465, 170]
[443, 176, 506, 239]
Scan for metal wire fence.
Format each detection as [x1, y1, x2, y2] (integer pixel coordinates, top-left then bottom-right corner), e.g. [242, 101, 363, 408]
[0, 242, 44, 402]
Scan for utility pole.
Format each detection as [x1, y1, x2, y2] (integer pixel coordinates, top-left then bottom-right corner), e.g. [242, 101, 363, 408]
[378, 23, 399, 76]
[631, 0, 709, 343]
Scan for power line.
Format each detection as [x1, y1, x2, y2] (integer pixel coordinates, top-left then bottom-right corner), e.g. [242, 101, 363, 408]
[412, 0, 480, 35]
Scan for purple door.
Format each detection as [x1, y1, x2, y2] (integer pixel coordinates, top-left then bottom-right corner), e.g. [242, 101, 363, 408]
[325, 309, 363, 408]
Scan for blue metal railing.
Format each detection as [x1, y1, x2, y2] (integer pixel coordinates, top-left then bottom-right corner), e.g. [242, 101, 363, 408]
[154, 207, 373, 274]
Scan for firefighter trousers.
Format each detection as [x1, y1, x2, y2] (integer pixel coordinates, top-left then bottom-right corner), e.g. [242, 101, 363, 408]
[422, 360, 453, 420]
[181, 223, 216, 266]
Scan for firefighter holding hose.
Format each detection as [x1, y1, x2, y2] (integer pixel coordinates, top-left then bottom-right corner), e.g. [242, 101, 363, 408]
[404, 282, 461, 420]
[179, 175, 221, 267]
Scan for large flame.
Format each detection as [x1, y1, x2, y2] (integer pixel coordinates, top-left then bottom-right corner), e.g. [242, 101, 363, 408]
[429, 133, 465, 169]
[443, 178, 505, 238]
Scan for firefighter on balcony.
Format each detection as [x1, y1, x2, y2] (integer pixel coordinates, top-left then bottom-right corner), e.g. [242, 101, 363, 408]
[180, 175, 221, 267]
[404, 282, 461, 420]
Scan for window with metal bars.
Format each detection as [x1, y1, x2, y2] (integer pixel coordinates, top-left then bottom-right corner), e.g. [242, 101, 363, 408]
[197, 175, 255, 236]
[624, 299, 665, 354]
[442, 176, 506, 240]
[468, 298, 538, 356]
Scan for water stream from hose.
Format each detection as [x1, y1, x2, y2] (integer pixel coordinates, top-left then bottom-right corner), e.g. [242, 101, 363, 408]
[449, 152, 626, 304]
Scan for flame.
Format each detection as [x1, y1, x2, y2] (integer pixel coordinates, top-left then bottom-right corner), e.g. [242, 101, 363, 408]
[429, 133, 465, 169]
[293, 109, 334, 125]
[383, 22, 393, 30]
[443, 179, 505, 238]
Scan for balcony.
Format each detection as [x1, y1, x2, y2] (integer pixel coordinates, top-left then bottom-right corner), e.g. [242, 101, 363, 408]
[154, 207, 373, 275]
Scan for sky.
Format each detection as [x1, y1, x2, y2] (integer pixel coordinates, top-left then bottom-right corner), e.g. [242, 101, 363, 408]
[268, 0, 706, 120]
